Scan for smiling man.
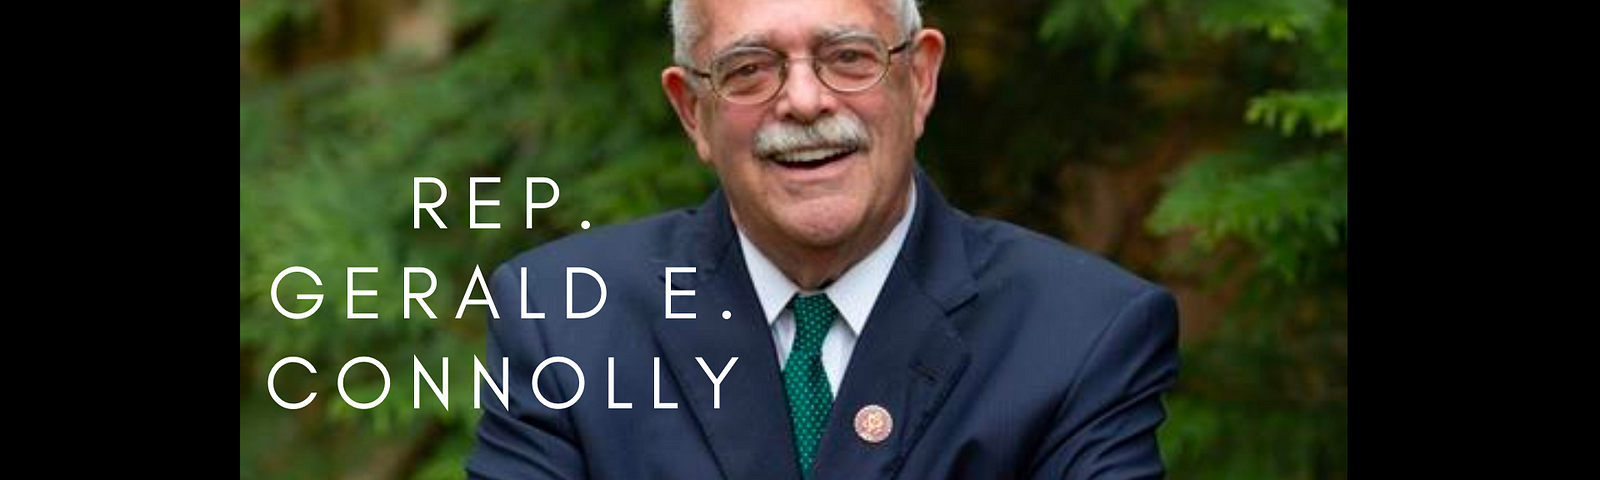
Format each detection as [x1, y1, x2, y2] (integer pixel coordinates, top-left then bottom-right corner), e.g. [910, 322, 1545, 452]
[467, 0, 1180, 479]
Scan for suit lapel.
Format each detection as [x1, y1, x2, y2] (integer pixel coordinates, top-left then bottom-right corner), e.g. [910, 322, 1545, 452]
[652, 190, 802, 480]
[812, 170, 979, 480]
[810, 264, 970, 480]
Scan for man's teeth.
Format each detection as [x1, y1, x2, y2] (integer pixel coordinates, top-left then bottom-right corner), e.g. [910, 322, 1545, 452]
[772, 147, 851, 163]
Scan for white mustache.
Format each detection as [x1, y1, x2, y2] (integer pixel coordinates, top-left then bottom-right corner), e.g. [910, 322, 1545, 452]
[753, 113, 870, 159]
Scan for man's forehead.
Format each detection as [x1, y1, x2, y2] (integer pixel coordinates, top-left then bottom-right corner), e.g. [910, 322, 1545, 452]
[700, 0, 895, 49]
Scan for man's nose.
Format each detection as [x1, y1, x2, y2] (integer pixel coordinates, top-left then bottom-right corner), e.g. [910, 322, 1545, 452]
[774, 61, 837, 123]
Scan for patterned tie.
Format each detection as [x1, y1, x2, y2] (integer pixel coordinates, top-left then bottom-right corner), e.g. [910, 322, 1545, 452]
[785, 293, 837, 478]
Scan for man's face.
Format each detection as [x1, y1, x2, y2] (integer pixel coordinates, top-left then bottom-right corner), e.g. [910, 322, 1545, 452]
[663, 0, 944, 254]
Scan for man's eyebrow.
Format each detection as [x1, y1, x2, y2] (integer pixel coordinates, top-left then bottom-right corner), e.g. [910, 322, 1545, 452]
[816, 25, 877, 40]
[709, 26, 882, 56]
[716, 33, 772, 53]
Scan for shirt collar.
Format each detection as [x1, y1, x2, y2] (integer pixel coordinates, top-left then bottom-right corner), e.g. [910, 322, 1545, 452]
[737, 181, 917, 336]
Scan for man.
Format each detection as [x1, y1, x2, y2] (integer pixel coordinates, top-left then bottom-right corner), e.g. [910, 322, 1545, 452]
[467, 0, 1179, 478]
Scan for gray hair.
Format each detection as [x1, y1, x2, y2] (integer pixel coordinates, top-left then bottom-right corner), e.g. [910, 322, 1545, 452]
[669, 0, 923, 68]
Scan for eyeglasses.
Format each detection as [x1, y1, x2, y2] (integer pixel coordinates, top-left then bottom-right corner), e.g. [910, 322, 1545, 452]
[685, 34, 914, 105]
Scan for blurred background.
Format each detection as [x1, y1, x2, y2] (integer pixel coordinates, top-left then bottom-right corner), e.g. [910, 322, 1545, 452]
[239, 0, 1347, 478]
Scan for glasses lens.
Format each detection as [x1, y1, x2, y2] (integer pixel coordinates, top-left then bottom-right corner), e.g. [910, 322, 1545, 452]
[712, 50, 783, 104]
[817, 38, 889, 91]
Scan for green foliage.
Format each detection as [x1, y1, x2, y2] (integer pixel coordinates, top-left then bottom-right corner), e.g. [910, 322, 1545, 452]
[1140, 0, 1347, 478]
[1161, 394, 1347, 480]
[1193, 0, 1332, 41]
[238, 0, 317, 48]
[1038, 0, 1150, 80]
[1145, 0, 1348, 283]
[241, 0, 710, 477]
[1150, 150, 1347, 283]
[1248, 89, 1348, 137]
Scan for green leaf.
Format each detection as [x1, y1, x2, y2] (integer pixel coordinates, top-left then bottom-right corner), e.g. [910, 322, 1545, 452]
[1246, 89, 1349, 138]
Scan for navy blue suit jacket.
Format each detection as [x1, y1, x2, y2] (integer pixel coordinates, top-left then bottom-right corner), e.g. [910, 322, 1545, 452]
[468, 170, 1179, 479]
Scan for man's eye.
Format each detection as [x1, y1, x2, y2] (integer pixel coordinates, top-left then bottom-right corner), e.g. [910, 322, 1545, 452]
[835, 50, 864, 63]
[732, 64, 762, 77]
[720, 60, 772, 82]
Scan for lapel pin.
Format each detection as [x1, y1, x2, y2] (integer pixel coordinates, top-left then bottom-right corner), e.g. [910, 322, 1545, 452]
[854, 404, 893, 444]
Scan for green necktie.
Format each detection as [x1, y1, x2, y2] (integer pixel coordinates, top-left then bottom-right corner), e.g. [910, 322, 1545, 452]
[785, 293, 837, 478]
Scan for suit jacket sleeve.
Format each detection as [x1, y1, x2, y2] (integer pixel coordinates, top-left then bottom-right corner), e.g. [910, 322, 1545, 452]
[1028, 286, 1181, 480]
[465, 264, 589, 480]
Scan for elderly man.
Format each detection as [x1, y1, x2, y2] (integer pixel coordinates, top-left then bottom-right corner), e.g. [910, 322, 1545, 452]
[467, 0, 1179, 479]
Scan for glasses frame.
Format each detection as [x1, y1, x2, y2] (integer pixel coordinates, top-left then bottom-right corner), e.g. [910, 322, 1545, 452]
[685, 33, 916, 105]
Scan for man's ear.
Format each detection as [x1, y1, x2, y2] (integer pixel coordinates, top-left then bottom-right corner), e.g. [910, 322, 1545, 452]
[907, 29, 945, 139]
[662, 67, 713, 163]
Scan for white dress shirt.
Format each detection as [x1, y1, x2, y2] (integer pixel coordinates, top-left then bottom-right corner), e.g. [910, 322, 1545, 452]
[735, 183, 916, 395]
